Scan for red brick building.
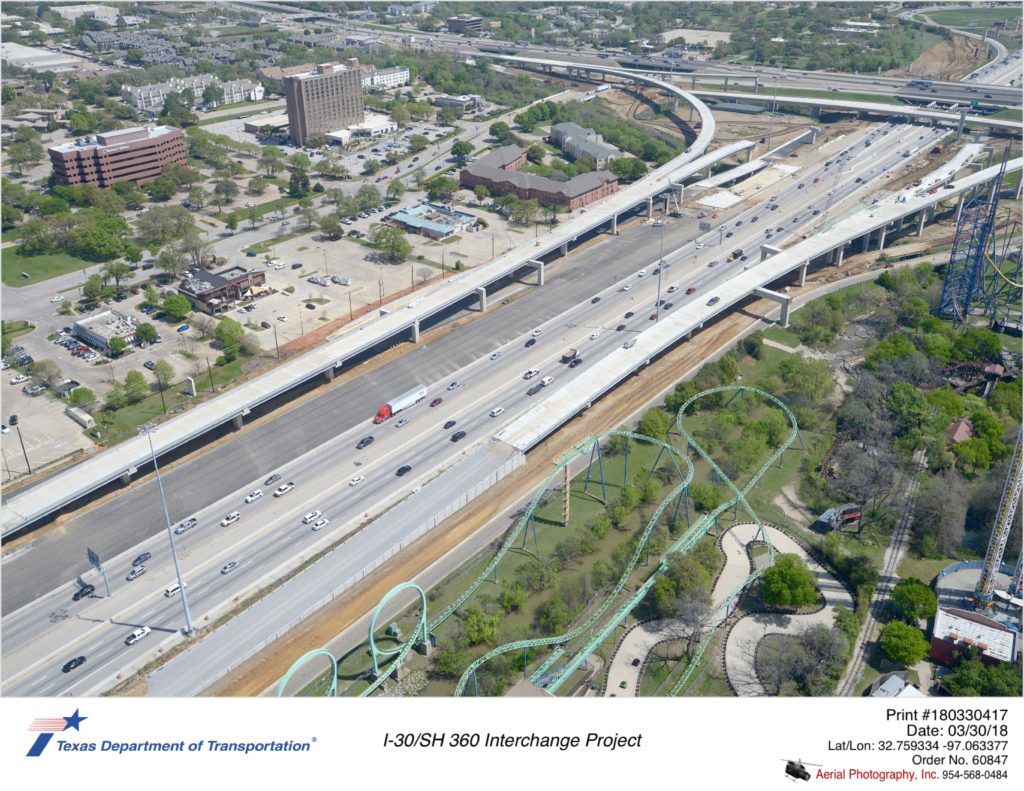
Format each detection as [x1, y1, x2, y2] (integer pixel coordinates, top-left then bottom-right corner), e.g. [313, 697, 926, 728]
[47, 125, 186, 187]
[460, 144, 618, 210]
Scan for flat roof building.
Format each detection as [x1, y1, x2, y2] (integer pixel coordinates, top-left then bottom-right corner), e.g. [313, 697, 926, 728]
[447, 14, 483, 34]
[284, 60, 365, 146]
[48, 125, 187, 187]
[72, 309, 137, 354]
[387, 201, 478, 239]
[929, 607, 1018, 667]
[549, 121, 620, 168]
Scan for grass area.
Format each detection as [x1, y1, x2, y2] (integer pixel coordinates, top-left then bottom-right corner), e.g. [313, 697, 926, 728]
[240, 232, 300, 255]
[94, 357, 244, 446]
[2, 228, 22, 242]
[989, 108, 1024, 121]
[761, 326, 802, 348]
[220, 196, 302, 225]
[1, 246, 91, 287]
[925, 7, 1021, 28]
[2, 320, 35, 348]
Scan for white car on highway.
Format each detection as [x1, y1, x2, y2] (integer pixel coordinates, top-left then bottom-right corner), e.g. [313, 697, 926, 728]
[273, 482, 295, 497]
[349, 475, 365, 487]
[523, 369, 540, 380]
[636, 269, 646, 277]
[540, 376, 554, 387]
[311, 518, 330, 532]
[489, 407, 505, 417]
[589, 332, 601, 340]
[531, 328, 543, 336]
[667, 285, 679, 294]
[302, 510, 322, 524]
[220, 511, 241, 527]
[220, 561, 239, 574]
[621, 283, 632, 291]
[125, 626, 151, 646]
[245, 489, 263, 503]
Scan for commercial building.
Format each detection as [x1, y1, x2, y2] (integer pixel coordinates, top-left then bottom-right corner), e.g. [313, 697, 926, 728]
[929, 607, 1018, 667]
[72, 310, 137, 354]
[387, 202, 478, 240]
[284, 60, 365, 146]
[549, 122, 620, 168]
[177, 267, 268, 315]
[48, 125, 187, 187]
[431, 93, 485, 113]
[123, 76, 264, 114]
[258, 63, 315, 83]
[53, 4, 120, 24]
[447, 14, 483, 34]
[0, 41, 85, 73]
[324, 113, 398, 145]
[460, 145, 619, 210]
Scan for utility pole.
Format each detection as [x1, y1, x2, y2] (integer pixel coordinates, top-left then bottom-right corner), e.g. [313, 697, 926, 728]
[272, 323, 280, 357]
[14, 423, 32, 475]
[347, 292, 354, 320]
[206, 358, 215, 392]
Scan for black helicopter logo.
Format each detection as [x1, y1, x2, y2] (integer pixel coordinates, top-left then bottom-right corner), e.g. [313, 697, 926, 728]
[782, 758, 822, 781]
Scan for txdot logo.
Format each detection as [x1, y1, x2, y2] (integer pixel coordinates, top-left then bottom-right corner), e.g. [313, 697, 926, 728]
[26, 709, 87, 757]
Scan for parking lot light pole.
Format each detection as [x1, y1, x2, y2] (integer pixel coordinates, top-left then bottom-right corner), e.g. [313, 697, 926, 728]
[139, 423, 193, 635]
[14, 423, 32, 475]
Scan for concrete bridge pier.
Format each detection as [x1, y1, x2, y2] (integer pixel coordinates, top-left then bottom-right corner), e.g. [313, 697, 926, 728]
[798, 261, 808, 286]
[121, 467, 137, 486]
[477, 287, 488, 312]
[754, 286, 793, 328]
[927, 204, 937, 222]
[810, 105, 821, 119]
[560, 241, 568, 256]
[411, 319, 420, 344]
[955, 193, 966, 225]
[232, 414, 244, 429]
[323, 367, 335, 382]
[833, 245, 845, 268]
[878, 225, 887, 250]
[917, 211, 927, 237]
[743, 147, 753, 163]
[611, 213, 618, 234]
[528, 259, 545, 287]
[646, 197, 654, 220]
[760, 243, 782, 262]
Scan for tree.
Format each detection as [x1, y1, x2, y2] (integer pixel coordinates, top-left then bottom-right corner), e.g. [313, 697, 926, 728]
[102, 261, 131, 293]
[163, 164, 200, 189]
[108, 336, 127, 357]
[147, 176, 178, 202]
[437, 106, 458, 125]
[526, 143, 546, 164]
[68, 223, 125, 262]
[246, 175, 266, 196]
[761, 553, 819, 609]
[135, 323, 159, 344]
[537, 595, 572, 635]
[690, 481, 721, 513]
[369, 224, 412, 261]
[305, 132, 328, 149]
[177, 235, 213, 269]
[879, 620, 929, 666]
[155, 247, 188, 279]
[942, 649, 1023, 696]
[489, 121, 510, 140]
[213, 179, 239, 210]
[2, 203, 23, 231]
[462, 605, 499, 646]
[246, 205, 259, 230]
[319, 214, 343, 240]
[426, 176, 458, 202]
[143, 285, 160, 306]
[362, 158, 382, 175]
[125, 47, 145, 64]
[390, 103, 409, 125]
[162, 293, 192, 321]
[386, 178, 405, 201]
[299, 206, 319, 230]
[953, 438, 992, 475]
[913, 467, 968, 555]
[288, 169, 310, 198]
[474, 184, 489, 204]
[451, 140, 474, 163]
[225, 215, 238, 233]
[83, 274, 105, 302]
[202, 82, 225, 107]
[31, 359, 63, 388]
[214, 316, 245, 351]
[509, 198, 540, 225]
[408, 134, 429, 153]
[289, 152, 311, 172]
[356, 184, 382, 211]
[135, 205, 195, 247]
[187, 186, 209, 209]
[68, 386, 96, 412]
[637, 407, 671, 438]
[609, 157, 648, 182]
[890, 578, 937, 623]
[123, 369, 149, 403]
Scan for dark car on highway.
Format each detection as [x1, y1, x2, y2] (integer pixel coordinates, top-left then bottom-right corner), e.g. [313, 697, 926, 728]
[396, 465, 412, 476]
[356, 436, 374, 450]
[451, 430, 467, 442]
[525, 338, 536, 347]
[568, 357, 583, 368]
[132, 552, 151, 567]
[443, 420, 457, 430]
[527, 383, 544, 396]
[624, 311, 635, 319]
[265, 473, 281, 486]
[62, 656, 86, 673]
[72, 584, 95, 602]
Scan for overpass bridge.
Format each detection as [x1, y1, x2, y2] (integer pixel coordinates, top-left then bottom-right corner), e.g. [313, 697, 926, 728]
[0, 60, 729, 537]
[497, 156, 1023, 453]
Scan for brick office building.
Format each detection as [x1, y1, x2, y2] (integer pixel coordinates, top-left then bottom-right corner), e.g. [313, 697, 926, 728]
[47, 125, 186, 187]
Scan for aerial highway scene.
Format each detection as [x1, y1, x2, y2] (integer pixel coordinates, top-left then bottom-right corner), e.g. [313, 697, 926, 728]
[1, 1, 1021, 704]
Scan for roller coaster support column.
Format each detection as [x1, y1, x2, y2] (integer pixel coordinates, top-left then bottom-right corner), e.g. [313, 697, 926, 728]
[476, 287, 488, 312]
[1010, 554, 1022, 599]
[562, 463, 570, 526]
[975, 431, 1023, 605]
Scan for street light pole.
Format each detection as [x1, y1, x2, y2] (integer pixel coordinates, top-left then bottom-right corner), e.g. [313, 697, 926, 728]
[140, 424, 194, 635]
[272, 323, 280, 358]
[766, 85, 779, 151]
[14, 423, 32, 475]
[655, 224, 665, 322]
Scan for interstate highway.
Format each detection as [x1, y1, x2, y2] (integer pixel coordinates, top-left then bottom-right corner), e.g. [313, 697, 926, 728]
[1, 120, 947, 695]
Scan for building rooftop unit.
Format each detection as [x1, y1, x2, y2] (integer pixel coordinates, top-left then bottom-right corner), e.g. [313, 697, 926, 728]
[49, 125, 180, 154]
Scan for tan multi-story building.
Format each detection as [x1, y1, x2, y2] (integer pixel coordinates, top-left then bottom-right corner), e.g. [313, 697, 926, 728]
[283, 60, 364, 146]
[47, 125, 186, 187]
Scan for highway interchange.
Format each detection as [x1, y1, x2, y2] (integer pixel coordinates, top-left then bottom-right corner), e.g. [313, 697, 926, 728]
[1, 115, 952, 696]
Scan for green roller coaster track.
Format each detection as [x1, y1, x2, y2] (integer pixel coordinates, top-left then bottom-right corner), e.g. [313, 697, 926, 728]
[277, 387, 800, 698]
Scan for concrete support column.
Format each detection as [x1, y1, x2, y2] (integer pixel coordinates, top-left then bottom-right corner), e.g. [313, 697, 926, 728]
[323, 367, 335, 382]
[956, 110, 967, 142]
[988, 177, 999, 203]
[810, 127, 819, 143]
[917, 211, 926, 236]
[560, 241, 568, 256]
[646, 197, 653, 220]
[476, 287, 488, 312]
[121, 470, 133, 485]
[691, 76, 697, 89]
[411, 319, 420, 343]
[834, 245, 845, 268]
[779, 297, 792, 328]
[743, 146, 753, 163]
[810, 105, 821, 119]
[955, 193, 965, 225]
[232, 414, 244, 429]
[723, 77, 728, 92]
[536, 260, 544, 287]
[798, 262, 807, 287]
[611, 214, 618, 234]
[676, 184, 684, 202]
[878, 226, 887, 251]
[927, 204, 936, 222]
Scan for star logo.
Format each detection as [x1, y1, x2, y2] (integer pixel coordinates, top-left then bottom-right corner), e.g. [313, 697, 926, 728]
[26, 710, 87, 757]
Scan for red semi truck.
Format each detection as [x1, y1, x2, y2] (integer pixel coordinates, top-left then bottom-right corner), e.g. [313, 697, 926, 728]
[373, 384, 428, 423]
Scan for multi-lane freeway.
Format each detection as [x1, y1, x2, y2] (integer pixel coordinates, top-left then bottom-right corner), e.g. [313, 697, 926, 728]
[2, 118, 953, 696]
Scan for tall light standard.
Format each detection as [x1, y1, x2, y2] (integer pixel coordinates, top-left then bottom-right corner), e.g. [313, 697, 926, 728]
[766, 85, 779, 151]
[655, 222, 667, 322]
[139, 423, 194, 635]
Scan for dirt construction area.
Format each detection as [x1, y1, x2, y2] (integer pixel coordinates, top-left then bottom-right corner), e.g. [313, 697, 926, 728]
[902, 33, 990, 82]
